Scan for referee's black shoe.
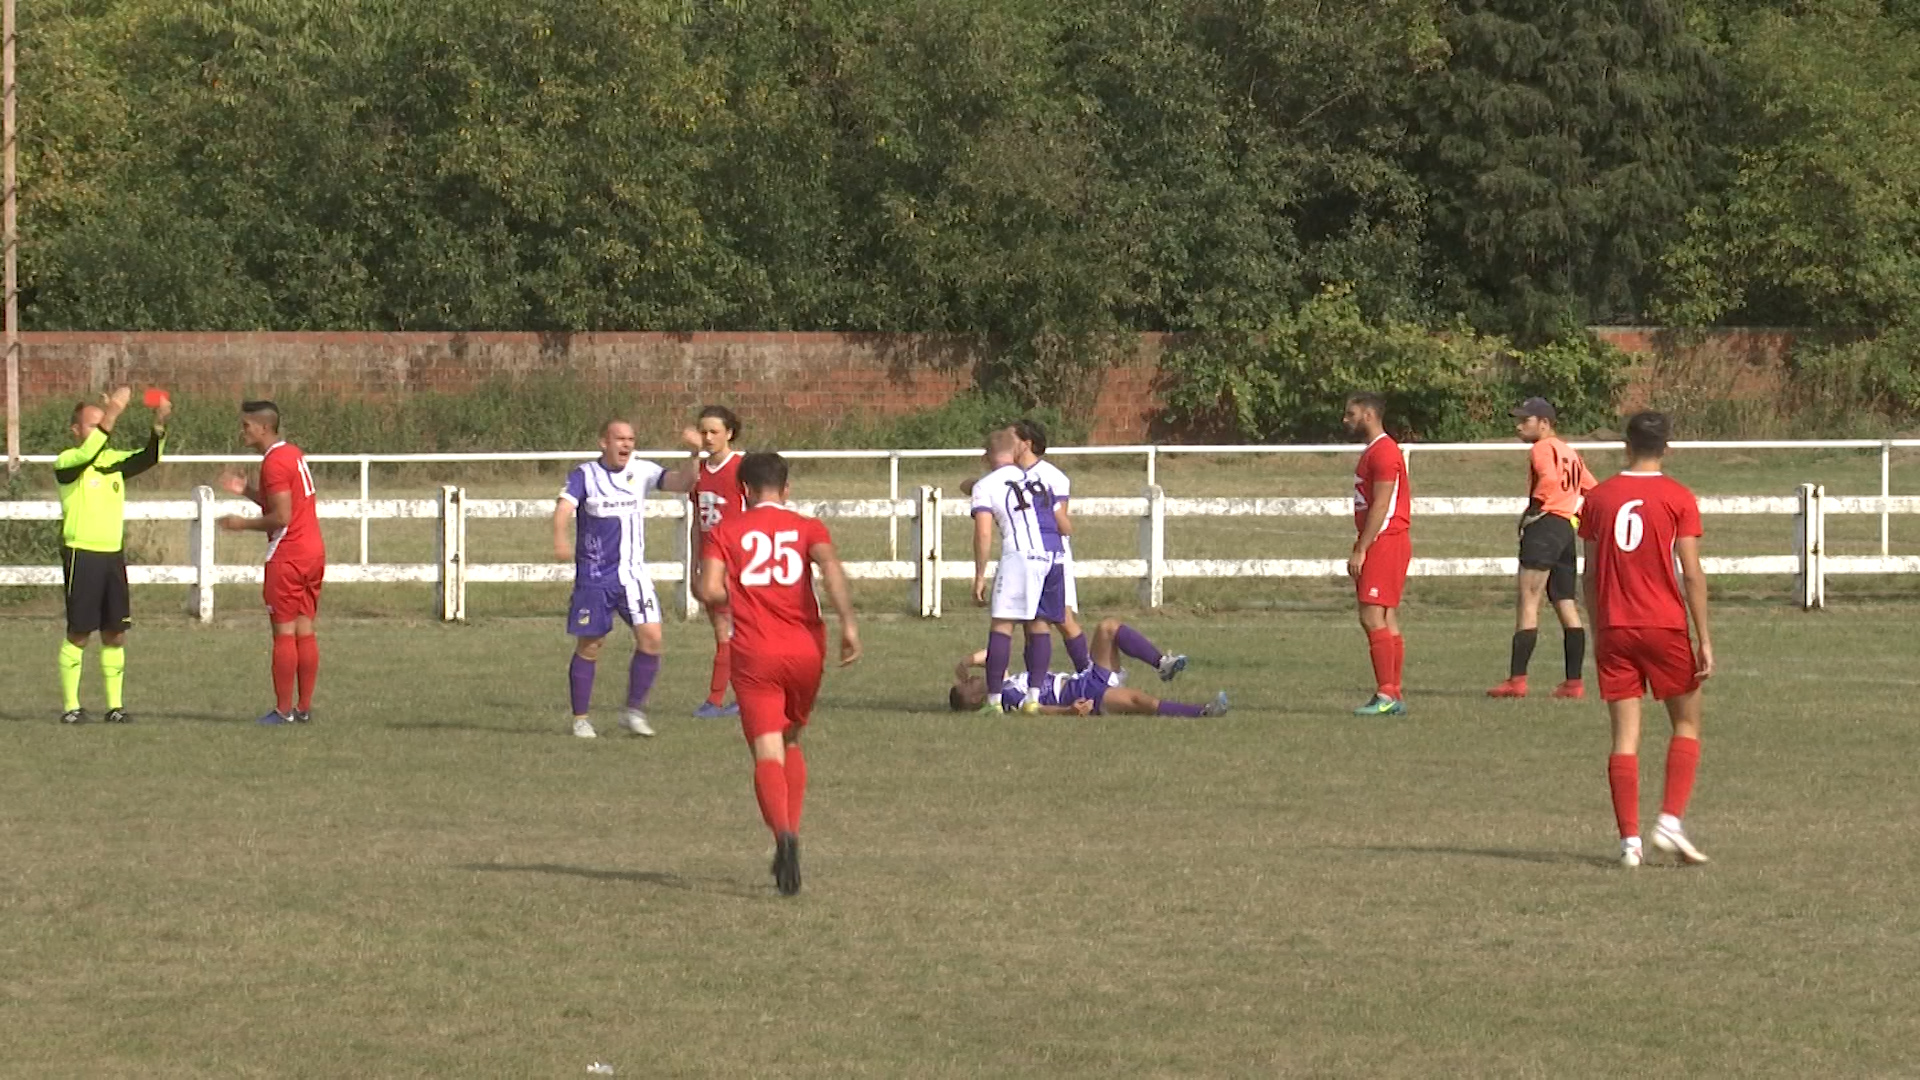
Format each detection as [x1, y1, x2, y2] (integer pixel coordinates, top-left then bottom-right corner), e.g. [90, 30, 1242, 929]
[104, 708, 132, 724]
[60, 708, 89, 724]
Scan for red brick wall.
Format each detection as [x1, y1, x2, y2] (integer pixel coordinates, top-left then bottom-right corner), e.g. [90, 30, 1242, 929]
[17, 328, 1795, 444]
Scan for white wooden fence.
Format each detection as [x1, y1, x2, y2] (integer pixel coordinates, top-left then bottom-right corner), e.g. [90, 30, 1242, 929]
[0, 478, 1909, 618]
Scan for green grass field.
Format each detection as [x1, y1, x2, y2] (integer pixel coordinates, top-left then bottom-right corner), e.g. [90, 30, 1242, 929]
[4, 595, 1919, 1077]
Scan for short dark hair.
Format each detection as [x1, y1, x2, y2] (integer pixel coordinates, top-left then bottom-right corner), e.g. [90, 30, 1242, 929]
[598, 417, 631, 437]
[1013, 418, 1049, 457]
[738, 451, 789, 494]
[70, 400, 94, 425]
[1625, 411, 1671, 457]
[241, 400, 281, 433]
[948, 685, 969, 712]
[698, 405, 741, 439]
[1346, 392, 1386, 419]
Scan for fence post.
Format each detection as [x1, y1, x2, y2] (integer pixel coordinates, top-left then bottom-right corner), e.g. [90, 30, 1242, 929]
[359, 456, 371, 565]
[913, 485, 941, 618]
[1137, 484, 1165, 609]
[888, 452, 901, 562]
[675, 504, 700, 621]
[435, 485, 466, 622]
[1796, 482, 1826, 611]
[1146, 445, 1158, 490]
[186, 484, 215, 622]
[1881, 440, 1891, 557]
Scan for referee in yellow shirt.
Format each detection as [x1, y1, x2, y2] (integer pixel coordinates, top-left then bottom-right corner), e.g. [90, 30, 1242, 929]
[54, 386, 170, 723]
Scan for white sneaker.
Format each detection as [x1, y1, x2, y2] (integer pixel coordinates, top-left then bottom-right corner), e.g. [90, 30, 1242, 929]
[1652, 819, 1709, 865]
[1620, 838, 1642, 868]
[571, 717, 597, 739]
[621, 708, 655, 737]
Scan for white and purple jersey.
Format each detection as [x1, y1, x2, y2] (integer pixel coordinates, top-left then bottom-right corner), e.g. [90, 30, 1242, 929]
[559, 457, 667, 589]
[997, 664, 1123, 712]
[971, 464, 1065, 554]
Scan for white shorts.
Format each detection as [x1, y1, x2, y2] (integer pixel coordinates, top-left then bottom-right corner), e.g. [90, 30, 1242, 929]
[991, 551, 1068, 623]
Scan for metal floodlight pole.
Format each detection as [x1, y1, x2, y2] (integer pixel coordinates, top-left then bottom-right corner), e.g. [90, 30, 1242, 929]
[4, 0, 17, 475]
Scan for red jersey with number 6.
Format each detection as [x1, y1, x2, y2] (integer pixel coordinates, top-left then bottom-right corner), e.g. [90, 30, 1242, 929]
[692, 451, 747, 534]
[704, 503, 832, 657]
[1577, 471, 1701, 631]
[260, 441, 325, 565]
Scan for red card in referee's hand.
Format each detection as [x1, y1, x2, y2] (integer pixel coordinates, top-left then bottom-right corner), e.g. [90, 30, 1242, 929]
[142, 388, 170, 408]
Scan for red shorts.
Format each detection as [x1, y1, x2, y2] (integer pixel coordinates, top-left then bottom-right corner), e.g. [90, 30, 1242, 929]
[1356, 531, 1412, 608]
[1596, 627, 1700, 703]
[264, 558, 325, 623]
[734, 648, 825, 741]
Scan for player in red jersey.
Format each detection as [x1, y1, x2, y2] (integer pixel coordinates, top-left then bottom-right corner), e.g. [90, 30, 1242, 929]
[1577, 412, 1714, 868]
[1343, 392, 1412, 716]
[218, 401, 327, 726]
[684, 405, 747, 719]
[696, 452, 861, 896]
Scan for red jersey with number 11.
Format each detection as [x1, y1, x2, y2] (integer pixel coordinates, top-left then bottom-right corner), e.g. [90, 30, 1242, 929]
[704, 503, 832, 657]
[260, 441, 325, 565]
[1577, 471, 1701, 631]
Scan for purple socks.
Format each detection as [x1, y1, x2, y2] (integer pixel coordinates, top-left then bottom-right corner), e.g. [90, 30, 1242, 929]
[1063, 633, 1091, 671]
[569, 654, 595, 717]
[985, 631, 1013, 695]
[1156, 700, 1205, 718]
[1115, 624, 1163, 666]
[1024, 630, 1053, 683]
[628, 652, 660, 709]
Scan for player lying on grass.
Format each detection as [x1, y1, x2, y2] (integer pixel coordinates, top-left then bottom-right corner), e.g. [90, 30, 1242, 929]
[947, 617, 1226, 717]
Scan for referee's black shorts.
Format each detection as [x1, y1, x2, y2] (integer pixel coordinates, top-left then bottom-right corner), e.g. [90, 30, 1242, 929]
[1517, 514, 1579, 604]
[62, 547, 131, 636]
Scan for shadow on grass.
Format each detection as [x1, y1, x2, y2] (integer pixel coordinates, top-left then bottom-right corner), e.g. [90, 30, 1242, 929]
[461, 862, 762, 899]
[1338, 844, 1619, 869]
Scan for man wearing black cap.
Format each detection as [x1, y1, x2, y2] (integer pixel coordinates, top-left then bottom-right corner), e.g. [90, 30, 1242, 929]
[1488, 397, 1597, 699]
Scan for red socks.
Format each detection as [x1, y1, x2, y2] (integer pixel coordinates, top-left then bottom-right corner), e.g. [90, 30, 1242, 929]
[753, 759, 790, 836]
[271, 635, 298, 714]
[785, 744, 807, 832]
[1662, 736, 1700, 819]
[707, 642, 731, 707]
[1389, 633, 1405, 699]
[295, 634, 319, 713]
[1608, 754, 1640, 839]
[1367, 628, 1395, 696]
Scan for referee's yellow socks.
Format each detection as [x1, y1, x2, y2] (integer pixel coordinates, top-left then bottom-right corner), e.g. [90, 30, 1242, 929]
[58, 640, 84, 712]
[100, 646, 125, 710]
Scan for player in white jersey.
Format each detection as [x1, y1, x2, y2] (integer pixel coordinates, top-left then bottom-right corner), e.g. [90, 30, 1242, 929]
[970, 429, 1070, 713]
[1010, 419, 1092, 671]
[552, 418, 697, 738]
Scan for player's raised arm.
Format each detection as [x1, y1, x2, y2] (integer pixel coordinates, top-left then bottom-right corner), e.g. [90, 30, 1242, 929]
[809, 537, 861, 666]
[954, 648, 987, 683]
[1675, 534, 1713, 679]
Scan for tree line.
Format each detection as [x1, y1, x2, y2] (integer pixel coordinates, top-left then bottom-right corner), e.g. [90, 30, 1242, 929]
[18, 0, 1920, 433]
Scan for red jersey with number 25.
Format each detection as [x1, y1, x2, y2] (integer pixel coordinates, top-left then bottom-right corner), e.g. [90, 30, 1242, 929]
[692, 451, 747, 534]
[1577, 471, 1701, 631]
[705, 503, 833, 657]
[260, 441, 325, 565]
[1354, 434, 1411, 536]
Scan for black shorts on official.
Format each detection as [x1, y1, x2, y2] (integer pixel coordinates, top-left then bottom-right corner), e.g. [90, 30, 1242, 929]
[1517, 514, 1579, 604]
[62, 547, 131, 636]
